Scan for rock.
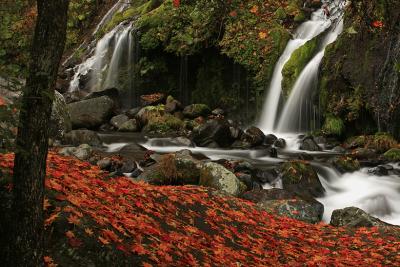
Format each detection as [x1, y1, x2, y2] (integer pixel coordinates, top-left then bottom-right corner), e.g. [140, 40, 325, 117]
[120, 160, 137, 173]
[73, 144, 93, 160]
[199, 162, 244, 196]
[330, 207, 390, 227]
[110, 114, 129, 129]
[68, 96, 115, 129]
[242, 189, 324, 224]
[140, 93, 166, 106]
[50, 91, 72, 138]
[143, 113, 184, 134]
[273, 138, 286, 148]
[300, 136, 321, 151]
[279, 161, 324, 198]
[63, 130, 102, 147]
[368, 166, 389, 176]
[270, 147, 278, 158]
[332, 146, 346, 153]
[183, 104, 211, 118]
[125, 107, 141, 118]
[83, 88, 119, 102]
[298, 152, 313, 161]
[170, 137, 194, 147]
[118, 119, 139, 132]
[136, 105, 165, 125]
[192, 119, 235, 148]
[331, 156, 360, 173]
[138, 150, 201, 185]
[165, 96, 182, 113]
[264, 134, 278, 145]
[212, 108, 225, 116]
[242, 126, 265, 147]
[314, 136, 327, 145]
[253, 168, 278, 184]
[352, 148, 377, 160]
[58, 147, 76, 157]
[384, 148, 400, 161]
[229, 126, 243, 140]
[97, 158, 112, 171]
[233, 161, 254, 173]
[235, 173, 253, 191]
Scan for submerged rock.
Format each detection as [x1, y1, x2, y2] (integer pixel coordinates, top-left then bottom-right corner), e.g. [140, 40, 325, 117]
[264, 134, 278, 145]
[199, 162, 245, 196]
[330, 207, 391, 227]
[68, 96, 115, 129]
[273, 138, 286, 148]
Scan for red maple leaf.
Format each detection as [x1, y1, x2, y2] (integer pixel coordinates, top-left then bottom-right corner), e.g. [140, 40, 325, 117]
[173, 0, 180, 8]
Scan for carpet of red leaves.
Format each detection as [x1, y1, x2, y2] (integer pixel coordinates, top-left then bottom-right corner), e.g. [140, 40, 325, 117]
[1, 152, 400, 266]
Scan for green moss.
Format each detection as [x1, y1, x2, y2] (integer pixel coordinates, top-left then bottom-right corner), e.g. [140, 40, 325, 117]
[282, 37, 319, 97]
[280, 161, 315, 184]
[383, 148, 400, 161]
[345, 133, 397, 153]
[145, 113, 184, 134]
[332, 156, 360, 173]
[322, 115, 345, 136]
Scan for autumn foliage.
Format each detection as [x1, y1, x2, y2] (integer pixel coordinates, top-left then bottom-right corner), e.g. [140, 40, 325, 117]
[1, 152, 400, 266]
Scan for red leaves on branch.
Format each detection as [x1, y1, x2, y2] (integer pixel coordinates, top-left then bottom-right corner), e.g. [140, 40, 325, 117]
[1, 152, 400, 266]
[173, 0, 180, 8]
[372, 20, 384, 28]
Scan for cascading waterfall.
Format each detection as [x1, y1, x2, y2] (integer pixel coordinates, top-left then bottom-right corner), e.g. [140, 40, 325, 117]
[92, 0, 131, 36]
[259, 0, 345, 133]
[277, 18, 344, 133]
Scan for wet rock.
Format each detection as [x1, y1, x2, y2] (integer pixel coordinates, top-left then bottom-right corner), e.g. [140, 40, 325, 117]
[140, 93, 166, 106]
[83, 87, 119, 102]
[73, 144, 93, 161]
[330, 207, 390, 227]
[212, 108, 225, 116]
[125, 107, 141, 118]
[110, 114, 129, 129]
[253, 168, 278, 184]
[229, 126, 243, 140]
[63, 129, 102, 147]
[332, 146, 346, 153]
[352, 148, 377, 160]
[50, 91, 72, 139]
[199, 162, 245, 196]
[242, 126, 265, 147]
[120, 160, 137, 173]
[165, 96, 182, 113]
[68, 96, 115, 129]
[143, 113, 184, 134]
[192, 119, 234, 148]
[58, 147, 77, 157]
[242, 189, 324, 224]
[170, 137, 194, 147]
[233, 161, 254, 173]
[279, 161, 324, 198]
[384, 148, 400, 162]
[298, 152, 313, 161]
[264, 134, 278, 145]
[368, 166, 389, 176]
[273, 138, 286, 148]
[118, 119, 139, 132]
[314, 136, 327, 145]
[300, 136, 321, 151]
[97, 158, 112, 171]
[270, 147, 278, 158]
[331, 156, 360, 173]
[235, 173, 253, 191]
[136, 105, 165, 125]
[183, 104, 211, 118]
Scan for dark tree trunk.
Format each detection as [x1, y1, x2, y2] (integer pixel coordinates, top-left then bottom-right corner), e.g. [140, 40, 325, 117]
[9, 0, 69, 266]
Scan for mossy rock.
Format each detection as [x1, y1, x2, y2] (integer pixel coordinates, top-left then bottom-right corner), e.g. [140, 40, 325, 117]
[322, 115, 345, 137]
[279, 161, 324, 198]
[332, 156, 360, 173]
[282, 36, 320, 97]
[383, 148, 400, 162]
[183, 104, 211, 119]
[345, 133, 398, 153]
[143, 113, 184, 134]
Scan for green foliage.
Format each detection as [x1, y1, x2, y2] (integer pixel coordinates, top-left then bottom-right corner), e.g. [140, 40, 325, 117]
[383, 148, 400, 161]
[322, 115, 345, 137]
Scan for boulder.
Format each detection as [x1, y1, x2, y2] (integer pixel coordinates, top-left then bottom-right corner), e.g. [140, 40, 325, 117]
[136, 105, 165, 125]
[235, 173, 261, 191]
[199, 162, 245, 196]
[352, 148, 377, 160]
[170, 137, 194, 147]
[50, 91, 72, 138]
[125, 107, 141, 118]
[83, 88, 119, 102]
[384, 148, 400, 161]
[330, 207, 390, 227]
[264, 134, 278, 145]
[253, 168, 278, 184]
[368, 165, 389, 176]
[332, 146, 346, 153]
[143, 113, 184, 134]
[242, 126, 265, 147]
[97, 158, 112, 171]
[63, 129, 102, 147]
[165, 96, 182, 113]
[279, 161, 325, 198]
[118, 119, 139, 132]
[68, 96, 115, 129]
[110, 114, 129, 129]
[192, 119, 235, 148]
[138, 150, 201, 185]
[242, 189, 324, 224]
[211, 108, 225, 116]
[331, 156, 360, 173]
[73, 144, 93, 161]
[183, 104, 211, 118]
[300, 136, 321, 151]
[273, 138, 286, 148]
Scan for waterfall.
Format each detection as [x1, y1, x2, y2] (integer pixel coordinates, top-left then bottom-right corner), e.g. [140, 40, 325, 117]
[259, 0, 345, 133]
[277, 18, 343, 133]
[92, 0, 131, 36]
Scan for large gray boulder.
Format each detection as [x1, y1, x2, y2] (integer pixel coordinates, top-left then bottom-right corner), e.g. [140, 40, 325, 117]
[110, 114, 129, 129]
[63, 129, 102, 146]
[199, 162, 245, 196]
[68, 96, 114, 129]
[50, 91, 72, 138]
[192, 119, 235, 148]
[330, 207, 391, 227]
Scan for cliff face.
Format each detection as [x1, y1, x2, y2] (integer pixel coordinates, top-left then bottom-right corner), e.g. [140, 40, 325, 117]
[319, 0, 400, 137]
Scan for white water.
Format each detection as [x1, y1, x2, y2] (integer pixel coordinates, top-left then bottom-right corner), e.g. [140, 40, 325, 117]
[93, 0, 131, 36]
[277, 19, 343, 132]
[258, 11, 331, 132]
[317, 165, 400, 225]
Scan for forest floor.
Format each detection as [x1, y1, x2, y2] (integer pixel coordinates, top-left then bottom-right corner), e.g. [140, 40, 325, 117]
[1, 151, 400, 266]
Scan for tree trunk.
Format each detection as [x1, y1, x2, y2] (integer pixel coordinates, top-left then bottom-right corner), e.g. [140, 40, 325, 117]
[9, 1, 69, 266]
